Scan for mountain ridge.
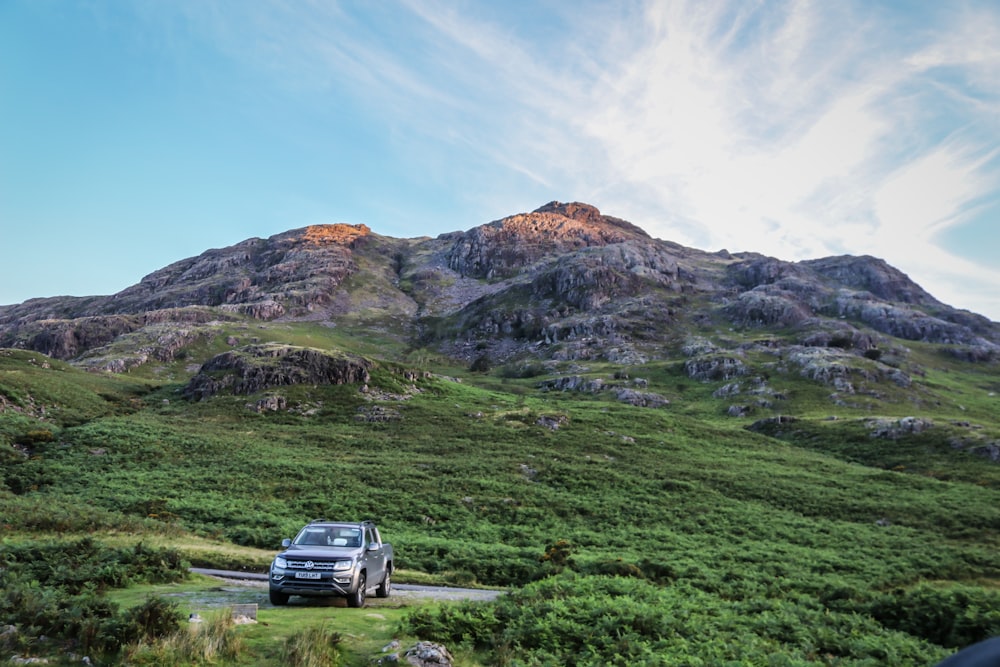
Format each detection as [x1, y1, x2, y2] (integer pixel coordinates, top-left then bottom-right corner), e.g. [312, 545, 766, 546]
[1, 202, 997, 372]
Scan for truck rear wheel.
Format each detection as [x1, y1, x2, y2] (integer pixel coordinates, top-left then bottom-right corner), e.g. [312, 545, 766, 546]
[347, 573, 366, 608]
[376, 569, 391, 598]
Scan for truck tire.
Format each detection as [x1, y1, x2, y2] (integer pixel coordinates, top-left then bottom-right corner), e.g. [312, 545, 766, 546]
[269, 589, 289, 606]
[347, 573, 366, 608]
[376, 569, 391, 598]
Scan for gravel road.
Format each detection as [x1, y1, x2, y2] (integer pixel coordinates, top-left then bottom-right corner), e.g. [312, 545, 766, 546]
[189, 567, 503, 602]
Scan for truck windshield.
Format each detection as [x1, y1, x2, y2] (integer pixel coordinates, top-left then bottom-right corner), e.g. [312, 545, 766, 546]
[294, 527, 362, 547]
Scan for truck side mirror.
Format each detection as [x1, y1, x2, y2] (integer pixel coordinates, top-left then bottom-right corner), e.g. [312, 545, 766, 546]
[367, 543, 379, 552]
[281, 538, 291, 548]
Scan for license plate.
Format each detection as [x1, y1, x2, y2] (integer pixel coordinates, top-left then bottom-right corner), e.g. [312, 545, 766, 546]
[295, 572, 321, 579]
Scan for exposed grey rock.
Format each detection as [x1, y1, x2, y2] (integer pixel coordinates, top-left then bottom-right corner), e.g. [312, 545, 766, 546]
[536, 414, 569, 430]
[219, 300, 286, 319]
[944, 345, 998, 362]
[684, 355, 748, 381]
[355, 405, 402, 423]
[831, 292, 973, 344]
[867, 416, 934, 439]
[249, 395, 287, 413]
[538, 376, 605, 393]
[727, 404, 752, 417]
[803, 255, 937, 305]
[789, 348, 856, 385]
[1, 201, 997, 378]
[713, 382, 741, 398]
[184, 343, 372, 400]
[746, 415, 799, 434]
[800, 322, 880, 351]
[973, 443, 1000, 463]
[724, 287, 812, 327]
[682, 337, 719, 357]
[402, 641, 454, 667]
[537, 376, 667, 407]
[614, 388, 669, 408]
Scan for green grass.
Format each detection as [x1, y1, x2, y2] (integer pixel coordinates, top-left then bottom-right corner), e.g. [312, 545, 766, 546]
[107, 576, 479, 666]
[2, 321, 999, 665]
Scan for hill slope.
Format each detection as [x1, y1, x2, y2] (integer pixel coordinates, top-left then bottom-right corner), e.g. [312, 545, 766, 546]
[1, 202, 999, 664]
[2, 202, 996, 366]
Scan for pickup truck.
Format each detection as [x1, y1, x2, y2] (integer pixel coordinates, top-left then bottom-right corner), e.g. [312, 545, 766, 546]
[268, 519, 393, 608]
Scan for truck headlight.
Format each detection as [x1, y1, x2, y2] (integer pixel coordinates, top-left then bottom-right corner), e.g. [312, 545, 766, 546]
[332, 560, 353, 571]
[273, 556, 287, 570]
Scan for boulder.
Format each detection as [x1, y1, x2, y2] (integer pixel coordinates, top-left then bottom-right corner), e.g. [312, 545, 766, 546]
[402, 641, 454, 667]
[867, 416, 934, 439]
[684, 355, 748, 381]
[184, 343, 372, 400]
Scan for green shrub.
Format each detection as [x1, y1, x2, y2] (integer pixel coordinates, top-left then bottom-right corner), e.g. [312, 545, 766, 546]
[403, 574, 949, 666]
[0, 539, 189, 657]
[14, 429, 56, 445]
[0, 538, 186, 593]
[121, 596, 183, 643]
[404, 600, 501, 651]
[865, 583, 1000, 648]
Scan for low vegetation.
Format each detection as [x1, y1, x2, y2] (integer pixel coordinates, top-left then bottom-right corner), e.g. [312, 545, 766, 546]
[2, 319, 999, 664]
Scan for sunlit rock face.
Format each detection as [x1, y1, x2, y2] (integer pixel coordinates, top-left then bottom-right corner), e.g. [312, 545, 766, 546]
[0, 202, 997, 372]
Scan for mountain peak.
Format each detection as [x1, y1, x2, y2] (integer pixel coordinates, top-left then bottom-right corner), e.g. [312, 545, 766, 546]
[533, 201, 604, 223]
[532, 201, 650, 239]
[285, 223, 371, 247]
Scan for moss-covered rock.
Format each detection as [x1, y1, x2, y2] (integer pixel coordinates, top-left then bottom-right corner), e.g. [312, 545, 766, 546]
[183, 343, 372, 400]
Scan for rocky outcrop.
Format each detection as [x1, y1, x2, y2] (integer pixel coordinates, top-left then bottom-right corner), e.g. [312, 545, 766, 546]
[0, 307, 233, 361]
[537, 375, 668, 407]
[724, 253, 998, 351]
[249, 395, 288, 413]
[6, 315, 141, 359]
[183, 344, 372, 400]
[828, 291, 997, 347]
[724, 288, 813, 327]
[1, 201, 997, 375]
[112, 224, 370, 315]
[867, 416, 934, 439]
[684, 355, 748, 382]
[799, 322, 880, 352]
[445, 202, 650, 280]
[0, 225, 380, 330]
[786, 347, 911, 394]
[802, 255, 937, 305]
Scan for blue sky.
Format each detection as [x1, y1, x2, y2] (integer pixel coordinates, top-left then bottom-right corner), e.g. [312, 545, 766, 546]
[2, 1, 999, 321]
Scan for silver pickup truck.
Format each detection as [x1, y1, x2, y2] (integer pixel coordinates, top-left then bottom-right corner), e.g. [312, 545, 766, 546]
[268, 519, 393, 608]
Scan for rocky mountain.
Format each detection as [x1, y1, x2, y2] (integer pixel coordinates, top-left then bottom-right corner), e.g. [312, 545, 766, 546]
[1, 201, 997, 378]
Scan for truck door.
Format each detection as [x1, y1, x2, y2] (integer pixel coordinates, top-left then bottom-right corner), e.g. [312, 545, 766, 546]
[364, 525, 384, 584]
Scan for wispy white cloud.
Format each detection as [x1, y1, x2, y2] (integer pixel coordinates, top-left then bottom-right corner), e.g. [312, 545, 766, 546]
[149, 0, 1000, 319]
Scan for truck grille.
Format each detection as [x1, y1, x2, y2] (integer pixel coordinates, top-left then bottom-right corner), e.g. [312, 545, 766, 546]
[286, 559, 339, 571]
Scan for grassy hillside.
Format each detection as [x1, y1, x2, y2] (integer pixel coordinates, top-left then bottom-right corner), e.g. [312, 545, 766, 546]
[2, 322, 999, 665]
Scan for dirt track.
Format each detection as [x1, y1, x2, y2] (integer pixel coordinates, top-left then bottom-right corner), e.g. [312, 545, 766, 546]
[190, 567, 503, 602]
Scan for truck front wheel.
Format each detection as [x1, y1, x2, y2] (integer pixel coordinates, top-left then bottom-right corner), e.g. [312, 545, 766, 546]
[269, 589, 289, 606]
[347, 573, 366, 608]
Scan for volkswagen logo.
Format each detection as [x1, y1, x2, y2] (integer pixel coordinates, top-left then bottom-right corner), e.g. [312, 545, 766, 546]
[304, 561, 314, 570]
